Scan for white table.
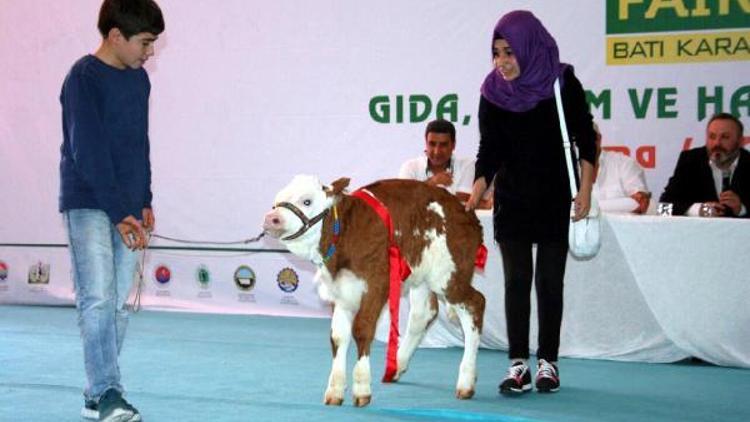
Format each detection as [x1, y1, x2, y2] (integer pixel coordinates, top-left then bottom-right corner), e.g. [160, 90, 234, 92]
[377, 212, 750, 368]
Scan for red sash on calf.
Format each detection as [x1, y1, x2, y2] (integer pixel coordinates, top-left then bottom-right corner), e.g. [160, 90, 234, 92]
[475, 243, 488, 270]
[351, 189, 409, 382]
[351, 188, 487, 382]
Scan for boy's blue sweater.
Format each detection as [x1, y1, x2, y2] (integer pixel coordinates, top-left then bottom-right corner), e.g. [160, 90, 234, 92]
[59, 55, 153, 225]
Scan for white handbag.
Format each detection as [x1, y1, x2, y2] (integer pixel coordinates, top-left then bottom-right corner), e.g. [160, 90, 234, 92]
[553, 78, 601, 259]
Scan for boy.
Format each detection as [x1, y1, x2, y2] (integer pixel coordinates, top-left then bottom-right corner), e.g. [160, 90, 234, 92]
[59, 1, 164, 420]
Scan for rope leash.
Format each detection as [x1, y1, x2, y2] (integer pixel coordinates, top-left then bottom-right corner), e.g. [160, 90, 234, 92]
[149, 232, 266, 245]
[129, 230, 266, 312]
[131, 232, 150, 313]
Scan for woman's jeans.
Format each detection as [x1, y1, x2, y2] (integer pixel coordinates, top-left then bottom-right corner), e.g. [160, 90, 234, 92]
[65, 209, 138, 401]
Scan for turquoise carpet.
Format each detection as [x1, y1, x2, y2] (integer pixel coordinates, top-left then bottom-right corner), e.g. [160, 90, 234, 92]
[1, 305, 747, 421]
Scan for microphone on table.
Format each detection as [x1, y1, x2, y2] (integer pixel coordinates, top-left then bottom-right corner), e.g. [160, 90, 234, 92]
[721, 169, 734, 217]
[721, 170, 732, 192]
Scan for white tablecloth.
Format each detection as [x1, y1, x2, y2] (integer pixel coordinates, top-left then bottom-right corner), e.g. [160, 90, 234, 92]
[377, 212, 750, 368]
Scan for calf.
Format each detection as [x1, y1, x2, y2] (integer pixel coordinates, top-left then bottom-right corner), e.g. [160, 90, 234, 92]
[263, 175, 485, 407]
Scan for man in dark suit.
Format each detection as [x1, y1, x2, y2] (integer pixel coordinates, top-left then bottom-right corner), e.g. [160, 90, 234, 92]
[660, 113, 749, 217]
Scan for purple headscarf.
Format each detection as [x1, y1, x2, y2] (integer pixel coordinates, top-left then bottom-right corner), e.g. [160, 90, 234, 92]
[480, 10, 569, 112]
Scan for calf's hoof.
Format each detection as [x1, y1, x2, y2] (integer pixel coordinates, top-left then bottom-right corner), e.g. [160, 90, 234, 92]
[353, 395, 371, 407]
[394, 367, 407, 381]
[324, 394, 344, 406]
[455, 388, 475, 400]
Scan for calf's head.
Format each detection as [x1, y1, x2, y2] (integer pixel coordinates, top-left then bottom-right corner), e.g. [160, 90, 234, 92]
[263, 175, 350, 242]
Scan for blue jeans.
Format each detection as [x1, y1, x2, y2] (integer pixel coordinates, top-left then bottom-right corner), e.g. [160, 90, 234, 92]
[65, 209, 138, 401]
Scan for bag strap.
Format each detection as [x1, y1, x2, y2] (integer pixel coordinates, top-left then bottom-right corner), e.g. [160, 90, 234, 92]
[554, 78, 578, 198]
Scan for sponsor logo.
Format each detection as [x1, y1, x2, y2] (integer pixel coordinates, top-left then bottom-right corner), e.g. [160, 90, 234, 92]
[154, 265, 171, 285]
[605, 0, 750, 65]
[0, 261, 8, 281]
[276, 267, 299, 293]
[28, 261, 50, 284]
[234, 265, 256, 291]
[196, 265, 210, 289]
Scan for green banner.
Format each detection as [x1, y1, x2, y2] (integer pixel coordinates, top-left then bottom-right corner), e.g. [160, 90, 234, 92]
[606, 0, 750, 34]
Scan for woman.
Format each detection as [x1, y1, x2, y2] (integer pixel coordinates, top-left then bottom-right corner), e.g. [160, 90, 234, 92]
[466, 10, 596, 394]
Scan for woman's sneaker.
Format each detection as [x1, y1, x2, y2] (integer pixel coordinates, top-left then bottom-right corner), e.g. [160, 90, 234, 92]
[499, 361, 532, 394]
[97, 388, 142, 422]
[535, 359, 560, 393]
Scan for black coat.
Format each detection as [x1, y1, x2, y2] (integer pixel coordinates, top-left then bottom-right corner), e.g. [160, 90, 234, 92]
[659, 146, 750, 217]
[475, 68, 597, 242]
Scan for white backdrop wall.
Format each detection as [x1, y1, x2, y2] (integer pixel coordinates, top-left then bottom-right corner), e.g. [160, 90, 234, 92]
[1, 1, 748, 318]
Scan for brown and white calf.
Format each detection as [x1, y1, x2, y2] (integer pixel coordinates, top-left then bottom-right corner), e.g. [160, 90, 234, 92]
[263, 175, 485, 407]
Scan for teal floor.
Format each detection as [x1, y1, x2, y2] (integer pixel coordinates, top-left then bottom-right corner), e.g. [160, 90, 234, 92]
[1, 305, 748, 421]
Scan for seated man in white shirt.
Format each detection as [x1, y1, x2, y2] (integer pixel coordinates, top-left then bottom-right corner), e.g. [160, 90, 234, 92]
[593, 123, 651, 214]
[399, 119, 492, 209]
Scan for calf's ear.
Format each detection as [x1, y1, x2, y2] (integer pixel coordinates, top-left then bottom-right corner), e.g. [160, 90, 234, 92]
[329, 177, 351, 195]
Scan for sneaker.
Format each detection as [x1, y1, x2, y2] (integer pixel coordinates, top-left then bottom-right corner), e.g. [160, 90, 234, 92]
[81, 399, 98, 420]
[535, 359, 560, 393]
[121, 397, 141, 421]
[499, 361, 532, 394]
[97, 389, 142, 422]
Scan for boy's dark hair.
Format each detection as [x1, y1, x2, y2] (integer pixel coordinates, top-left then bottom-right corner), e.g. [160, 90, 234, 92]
[98, 0, 165, 39]
[425, 119, 456, 143]
[708, 112, 744, 137]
